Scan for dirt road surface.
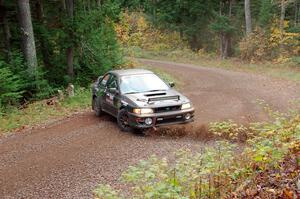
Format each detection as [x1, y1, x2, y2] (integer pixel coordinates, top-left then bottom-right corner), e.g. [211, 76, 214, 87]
[1, 59, 299, 198]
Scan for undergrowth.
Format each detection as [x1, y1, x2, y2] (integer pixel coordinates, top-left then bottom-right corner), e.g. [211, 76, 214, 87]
[0, 87, 90, 134]
[94, 108, 300, 198]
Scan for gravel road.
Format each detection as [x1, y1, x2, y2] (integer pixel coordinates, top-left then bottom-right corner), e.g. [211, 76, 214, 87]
[1, 59, 299, 198]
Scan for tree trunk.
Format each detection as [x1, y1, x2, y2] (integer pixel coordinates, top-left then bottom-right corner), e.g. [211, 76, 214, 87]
[0, 0, 11, 61]
[97, 0, 101, 7]
[35, 0, 52, 68]
[280, 0, 287, 33]
[219, 1, 224, 59]
[67, 48, 74, 78]
[17, 0, 38, 77]
[294, 0, 299, 26]
[244, 0, 252, 35]
[220, 32, 225, 59]
[221, 0, 233, 59]
[62, 0, 66, 10]
[65, 0, 74, 80]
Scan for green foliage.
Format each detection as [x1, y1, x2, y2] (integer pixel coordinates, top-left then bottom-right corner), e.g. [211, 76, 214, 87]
[0, 87, 91, 134]
[209, 120, 250, 141]
[291, 56, 300, 65]
[258, 0, 274, 28]
[143, 0, 219, 50]
[94, 108, 300, 198]
[0, 0, 125, 112]
[0, 66, 23, 108]
[0, 52, 54, 103]
[40, 0, 124, 86]
[210, 13, 235, 34]
[77, 15, 123, 85]
[94, 184, 123, 199]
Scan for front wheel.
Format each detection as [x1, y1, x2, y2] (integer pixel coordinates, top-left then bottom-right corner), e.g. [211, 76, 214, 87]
[117, 109, 132, 132]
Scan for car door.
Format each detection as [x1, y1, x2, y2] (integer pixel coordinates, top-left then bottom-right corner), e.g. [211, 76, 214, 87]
[102, 74, 120, 117]
[96, 73, 111, 109]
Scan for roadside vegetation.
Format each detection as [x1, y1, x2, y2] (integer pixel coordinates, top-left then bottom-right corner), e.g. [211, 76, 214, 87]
[94, 106, 300, 198]
[0, 88, 90, 134]
[118, 11, 300, 83]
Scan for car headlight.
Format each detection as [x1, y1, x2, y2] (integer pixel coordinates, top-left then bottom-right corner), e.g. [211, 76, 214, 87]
[133, 108, 154, 114]
[181, 103, 191, 110]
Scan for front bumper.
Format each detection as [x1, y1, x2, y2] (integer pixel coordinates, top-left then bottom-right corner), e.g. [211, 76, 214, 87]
[127, 108, 195, 129]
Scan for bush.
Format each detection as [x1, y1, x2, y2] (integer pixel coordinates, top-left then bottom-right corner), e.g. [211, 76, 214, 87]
[0, 52, 54, 102]
[239, 28, 271, 62]
[115, 11, 187, 52]
[0, 66, 23, 108]
[209, 120, 250, 141]
[94, 109, 300, 198]
[239, 21, 300, 63]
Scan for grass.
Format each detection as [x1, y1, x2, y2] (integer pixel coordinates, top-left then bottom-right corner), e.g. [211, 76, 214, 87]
[0, 88, 91, 135]
[128, 47, 300, 83]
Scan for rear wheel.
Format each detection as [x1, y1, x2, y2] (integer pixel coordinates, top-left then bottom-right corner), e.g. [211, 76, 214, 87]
[117, 109, 132, 132]
[93, 97, 102, 117]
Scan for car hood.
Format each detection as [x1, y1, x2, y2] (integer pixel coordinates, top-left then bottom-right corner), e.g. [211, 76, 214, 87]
[123, 89, 190, 108]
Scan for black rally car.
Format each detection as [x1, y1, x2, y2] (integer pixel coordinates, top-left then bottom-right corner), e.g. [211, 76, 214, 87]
[92, 69, 194, 131]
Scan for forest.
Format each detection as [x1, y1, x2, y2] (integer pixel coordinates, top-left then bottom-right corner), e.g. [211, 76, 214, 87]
[0, 1, 300, 198]
[0, 0, 299, 111]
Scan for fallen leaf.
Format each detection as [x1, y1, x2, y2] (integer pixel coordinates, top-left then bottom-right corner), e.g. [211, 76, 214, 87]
[283, 188, 293, 199]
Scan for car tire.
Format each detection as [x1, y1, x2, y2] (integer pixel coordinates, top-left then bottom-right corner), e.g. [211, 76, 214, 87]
[93, 97, 102, 117]
[117, 109, 132, 132]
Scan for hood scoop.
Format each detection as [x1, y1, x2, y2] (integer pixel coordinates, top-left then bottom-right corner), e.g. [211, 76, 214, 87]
[144, 92, 166, 97]
[148, 95, 180, 102]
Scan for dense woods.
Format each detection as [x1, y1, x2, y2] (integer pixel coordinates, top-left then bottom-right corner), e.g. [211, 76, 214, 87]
[0, 0, 299, 111]
[0, 1, 299, 198]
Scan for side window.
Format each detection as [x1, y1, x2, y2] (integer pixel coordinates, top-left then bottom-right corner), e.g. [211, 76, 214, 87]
[107, 75, 118, 89]
[99, 74, 110, 88]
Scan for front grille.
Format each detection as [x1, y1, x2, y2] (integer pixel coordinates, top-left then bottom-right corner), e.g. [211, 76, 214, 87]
[154, 105, 181, 113]
[148, 95, 180, 102]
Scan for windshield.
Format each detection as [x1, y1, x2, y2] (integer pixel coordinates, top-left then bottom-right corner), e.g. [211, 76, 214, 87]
[120, 73, 170, 94]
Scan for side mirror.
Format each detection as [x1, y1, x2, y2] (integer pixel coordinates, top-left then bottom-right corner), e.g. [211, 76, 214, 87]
[108, 87, 118, 94]
[169, 82, 175, 88]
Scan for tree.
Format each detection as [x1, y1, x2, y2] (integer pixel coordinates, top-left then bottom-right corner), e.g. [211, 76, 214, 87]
[279, 0, 296, 32]
[210, 0, 235, 59]
[17, 0, 38, 77]
[65, 0, 74, 80]
[34, 0, 52, 68]
[244, 0, 252, 35]
[258, 0, 273, 27]
[0, 0, 11, 61]
[280, 0, 288, 33]
[293, 0, 299, 26]
[143, 0, 219, 50]
[97, 0, 101, 7]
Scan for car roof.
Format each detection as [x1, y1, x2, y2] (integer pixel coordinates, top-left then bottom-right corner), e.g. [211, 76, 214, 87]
[110, 69, 153, 77]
